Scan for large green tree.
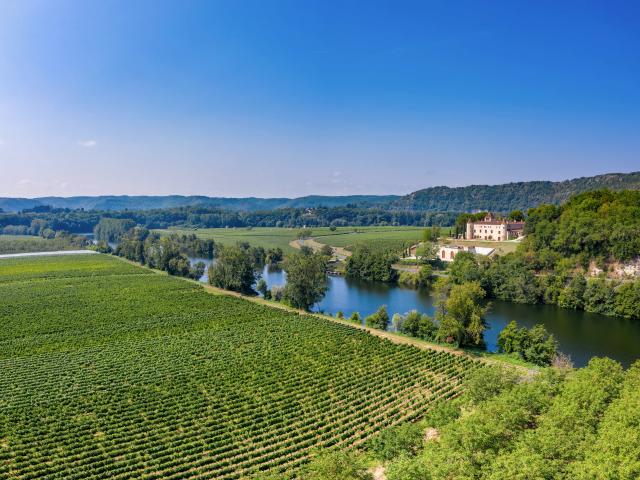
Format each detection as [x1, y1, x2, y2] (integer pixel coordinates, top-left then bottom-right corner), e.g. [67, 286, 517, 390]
[282, 252, 328, 310]
[435, 281, 487, 346]
[208, 244, 259, 294]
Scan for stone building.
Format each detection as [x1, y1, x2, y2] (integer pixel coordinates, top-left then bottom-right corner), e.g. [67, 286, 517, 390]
[439, 245, 495, 262]
[465, 213, 525, 241]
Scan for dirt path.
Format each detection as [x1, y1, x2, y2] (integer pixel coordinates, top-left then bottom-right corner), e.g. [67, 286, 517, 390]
[289, 238, 352, 260]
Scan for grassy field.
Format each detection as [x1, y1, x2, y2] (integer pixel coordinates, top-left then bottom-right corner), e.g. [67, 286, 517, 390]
[0, 234, 86, 254]
[0, 254, 481, 479]
[156, 226, 430, 253]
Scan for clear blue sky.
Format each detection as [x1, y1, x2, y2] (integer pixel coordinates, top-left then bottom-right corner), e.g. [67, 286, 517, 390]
[0, 0, 638, 197]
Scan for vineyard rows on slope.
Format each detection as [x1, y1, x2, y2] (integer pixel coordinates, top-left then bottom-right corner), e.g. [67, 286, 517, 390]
[0, 254, 481, 479]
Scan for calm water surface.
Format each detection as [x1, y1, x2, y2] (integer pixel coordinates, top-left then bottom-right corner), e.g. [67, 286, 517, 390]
[255, 265, 640, 367]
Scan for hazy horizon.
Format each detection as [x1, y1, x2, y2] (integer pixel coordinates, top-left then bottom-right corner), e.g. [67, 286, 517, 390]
[2, 169, 638, 200]
[1, 1, 639, 197]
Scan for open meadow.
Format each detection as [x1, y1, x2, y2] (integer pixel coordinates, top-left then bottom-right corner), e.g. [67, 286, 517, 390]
[0, 235, 86, 255]
[0, 254, 480, 479]
[155, 226, 432, 253]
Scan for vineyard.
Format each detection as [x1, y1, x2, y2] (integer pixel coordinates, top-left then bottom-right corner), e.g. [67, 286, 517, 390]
[0, 254, 481, 479]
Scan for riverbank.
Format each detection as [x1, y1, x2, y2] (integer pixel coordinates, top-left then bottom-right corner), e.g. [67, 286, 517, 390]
[106, 253, 538, 373]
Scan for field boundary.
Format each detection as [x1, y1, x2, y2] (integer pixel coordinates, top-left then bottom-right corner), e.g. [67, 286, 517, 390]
[105, 254, 535, 372]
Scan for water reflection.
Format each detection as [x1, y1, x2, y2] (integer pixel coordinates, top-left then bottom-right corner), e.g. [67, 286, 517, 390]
[258, 265, 640, 367]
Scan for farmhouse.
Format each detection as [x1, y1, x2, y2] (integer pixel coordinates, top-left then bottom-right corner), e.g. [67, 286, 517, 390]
[465, 213, 525, 241]
[439, 245, 495, 262]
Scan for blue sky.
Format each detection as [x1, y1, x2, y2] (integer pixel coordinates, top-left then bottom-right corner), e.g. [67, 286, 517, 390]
[0, 0, 638, 197]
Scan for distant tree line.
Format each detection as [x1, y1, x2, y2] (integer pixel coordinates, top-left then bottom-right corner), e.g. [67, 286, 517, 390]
[0, 205, 458, 235]
[113, 228, 214, 280]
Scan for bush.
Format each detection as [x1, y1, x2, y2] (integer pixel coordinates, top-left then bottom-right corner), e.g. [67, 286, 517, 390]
[367, 422, 423, 461]
[365, 305, 389, 330]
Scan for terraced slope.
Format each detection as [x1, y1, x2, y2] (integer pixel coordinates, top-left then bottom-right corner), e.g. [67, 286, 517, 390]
[0, 255, 480, 479]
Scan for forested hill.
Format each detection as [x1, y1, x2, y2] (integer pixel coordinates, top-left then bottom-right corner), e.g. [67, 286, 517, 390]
[2, 171, 638, 213]
[393, 171, 640, 212]
[0, 194, 399, 213]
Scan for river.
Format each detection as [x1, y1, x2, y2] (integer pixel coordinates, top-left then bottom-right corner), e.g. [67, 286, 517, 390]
[89, 235, 640, 367]
[253, 265, 640, 368]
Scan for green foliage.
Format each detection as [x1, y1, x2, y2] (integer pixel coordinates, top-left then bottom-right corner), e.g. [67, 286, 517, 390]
[583, 277, 617, 314]
[0, 254, 482, 478]
[398, 310, 437, 341]
[208, 243, 260, 294]
[571, 362, 640, 479]
[0, 233, 90, 254]
[302, 451, 373, 480]
[497, 321, 558, 366]
[349, 311, 361, 324]
[448, 251, 485, 285]
[283, 252, 328, 310]
[366, 305, 390, 330]
[397, 265, 434, 289]
[526, 189, 640, 262]
[367, 422, 423, 461]
[93, 217, 136, 242]
[422, 226, 441, 242]
[345, 244, 398, 282]
[435, 281, 487, 347]
[256, 278, 268, 297]
[509, 209, 525, 221]
[463, 365, 519, 404]
[266, 246, 284, 265]
[558, 273, 587, 309]
[613, 281, 640, 319]
[399, 172, 640, 213]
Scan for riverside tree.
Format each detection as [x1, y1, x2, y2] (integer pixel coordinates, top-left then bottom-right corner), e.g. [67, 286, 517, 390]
[435, 280, 487, 346]
[208, 244, 260, 294]
[283, 251, 328, 310]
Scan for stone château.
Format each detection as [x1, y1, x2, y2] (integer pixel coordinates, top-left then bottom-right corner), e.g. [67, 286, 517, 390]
[465, 213, 524, 241]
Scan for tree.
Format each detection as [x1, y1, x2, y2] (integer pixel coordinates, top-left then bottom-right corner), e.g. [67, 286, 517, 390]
[400, 310, 421, 337]
[523, 324, 558, 366]
[265, 247, 284, 265]
[366, 305, 390, 330]
[464, 365, 519, 404]
[449, 252, 483, 285]
[613, 280, 640, 320]
[350, 311, 361, 324]
[256, 278, 268, 297]
[208, 244, 259, 294]
[282, 252, 328, 310]
[558, 274, 587, 310]
[497, 320, 526, 355]
[498, 321, 558, 366]
[509, 210, 525, 221]
[345, 245, 398, 282]
[423, 226, 441, 243]
[583, 278, 617, 315]
[368, 422, 423, 461]
[435, 282, 487, 346]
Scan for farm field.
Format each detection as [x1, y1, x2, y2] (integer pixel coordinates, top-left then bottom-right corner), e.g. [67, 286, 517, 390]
[0, 254, 480, 479]
[0, 234, 86, 255]
[155, 226, 432, 253]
